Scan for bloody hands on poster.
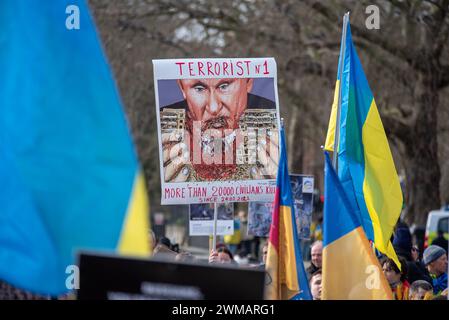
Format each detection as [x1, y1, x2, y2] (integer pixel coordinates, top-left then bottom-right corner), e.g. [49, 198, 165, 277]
[153, 58, 281, 204]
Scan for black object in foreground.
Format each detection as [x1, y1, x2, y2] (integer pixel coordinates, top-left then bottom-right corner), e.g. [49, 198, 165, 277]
[77, 251, 265, 300]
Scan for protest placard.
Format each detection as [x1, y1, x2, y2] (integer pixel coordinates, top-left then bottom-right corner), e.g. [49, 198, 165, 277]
[153, 58, 281, 205]
[189, 203, 234, 236]
[248, 175, 314, 239]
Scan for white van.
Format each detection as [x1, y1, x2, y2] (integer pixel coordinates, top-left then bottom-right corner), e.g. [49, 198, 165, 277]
[424, 206, 449, 248]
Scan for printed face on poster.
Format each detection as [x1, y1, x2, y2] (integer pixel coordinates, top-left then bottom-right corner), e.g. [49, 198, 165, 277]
[189, 203, 234, 236]
[248, 175, 314, 239]
[153, 58, 281, 205]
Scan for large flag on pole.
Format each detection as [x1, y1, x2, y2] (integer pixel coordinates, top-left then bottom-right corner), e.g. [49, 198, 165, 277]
[0, 0, 150, 296]
[265, 128, 312, 300]
[322, 152, 392, 300]
[324, 14, 403, 268]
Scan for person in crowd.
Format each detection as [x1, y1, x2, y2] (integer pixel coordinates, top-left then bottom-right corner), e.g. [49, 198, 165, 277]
[237, 210, 256, 257]
[158, 236, 181, 253]
[158, 236, 173, 250]
[261, 242, 268, 265]
[309, 270, 322, 300]
[209, 246, 236, 265]
[381, 256, 410, 300]
[431, 229, 448, 254]
[234, 249, 250, 266]
[252, 242, 269, 270]
[411, 245, 420, 262]
[392, 221, 432, 283]
[0, 280, 50, 300]
[175, 251, 196, 263]
[152, 236, 179, 260]
[423, 245, 448, 295]
[431, 294, 448, 300]
[253, 236, 262, 260]
[408, 280, 433, 300]
[442, 288, 449, 297]
[152, 244, 178, 260]
[149, 230, 157, 254]
[307, 240, 322, 280]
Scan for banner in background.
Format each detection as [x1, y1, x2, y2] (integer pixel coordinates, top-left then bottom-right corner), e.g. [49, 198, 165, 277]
[189, 203, 234, 236]
[248, 175, 314, 239]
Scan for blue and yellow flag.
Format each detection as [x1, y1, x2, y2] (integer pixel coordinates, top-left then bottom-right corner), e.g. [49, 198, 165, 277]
[0, 0, 150, 296]
[324, 17, 403, 268]
[322, 152, 392, 300]
[265, 128, 311, 300]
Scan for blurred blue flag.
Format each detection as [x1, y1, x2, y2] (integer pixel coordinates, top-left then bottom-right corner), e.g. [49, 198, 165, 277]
[0, 0, 150, 296]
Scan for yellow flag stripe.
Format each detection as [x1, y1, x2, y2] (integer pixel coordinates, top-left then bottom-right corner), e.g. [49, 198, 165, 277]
[322, 227, 392, 300]
[279, 206, 300, 298]
[362, 100, 403, 268]
[265, 243, 279, 300]
[118, 171, 151, 256]
[324, 80, 340, 151]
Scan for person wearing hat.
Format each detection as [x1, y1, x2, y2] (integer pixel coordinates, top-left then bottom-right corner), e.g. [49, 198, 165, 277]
[423, 245, 448, 295]
[392, 222, 432, 283]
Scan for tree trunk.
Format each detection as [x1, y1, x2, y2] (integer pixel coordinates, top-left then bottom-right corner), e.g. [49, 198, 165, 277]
[404, 80, 441, 226]
[287, 107, 304, 173]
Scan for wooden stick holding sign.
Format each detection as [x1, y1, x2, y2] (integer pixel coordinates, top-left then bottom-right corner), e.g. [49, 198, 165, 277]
[212, 202, 218, 250]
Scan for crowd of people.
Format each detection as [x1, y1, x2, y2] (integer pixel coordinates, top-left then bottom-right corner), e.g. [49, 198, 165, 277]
[149, 217, 448, 301]
[0, 218, 446, 300]
[304, 222, 448, 300]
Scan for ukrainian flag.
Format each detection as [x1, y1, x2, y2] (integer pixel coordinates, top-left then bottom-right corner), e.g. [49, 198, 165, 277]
[265, 128, 311, 300]
[322, 152, 392, 300]
[0, 0, 150, 296]
[324, 16, 403, 268]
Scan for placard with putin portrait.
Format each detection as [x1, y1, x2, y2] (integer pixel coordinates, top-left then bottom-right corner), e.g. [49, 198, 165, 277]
[153, 58, 281, 204]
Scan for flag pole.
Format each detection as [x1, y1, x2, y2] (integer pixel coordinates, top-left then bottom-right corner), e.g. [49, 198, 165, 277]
[332, 12, 350, 170]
